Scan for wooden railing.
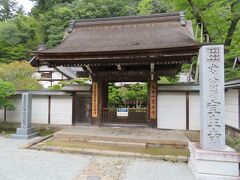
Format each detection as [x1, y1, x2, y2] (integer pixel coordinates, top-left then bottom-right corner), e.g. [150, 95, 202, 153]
[102, 108, 147, 124]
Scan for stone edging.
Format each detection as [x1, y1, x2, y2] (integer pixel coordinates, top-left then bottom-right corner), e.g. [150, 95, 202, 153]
[21, 135, 53, 149]
[31, 145, 188, 163]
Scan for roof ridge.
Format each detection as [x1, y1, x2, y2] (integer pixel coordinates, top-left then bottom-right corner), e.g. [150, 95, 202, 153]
[76, 12, 180, 23]
[71, 12, 183, 28]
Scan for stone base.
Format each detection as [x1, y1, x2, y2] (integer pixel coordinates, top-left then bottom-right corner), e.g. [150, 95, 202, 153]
[12, 128, 38, 139]
[189, 142, 240, 180]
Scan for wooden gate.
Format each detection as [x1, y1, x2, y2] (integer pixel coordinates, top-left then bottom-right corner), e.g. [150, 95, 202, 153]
[102, 108, 147, 124]
[74, 96, 91, 124]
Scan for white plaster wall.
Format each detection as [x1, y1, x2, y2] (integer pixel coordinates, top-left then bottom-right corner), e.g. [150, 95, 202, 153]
[50, 96, 72, 125]
[189, 92, 200, 130]
[0, 109, 4, 121]
[225, 89, 239, 129]
[32, 95, 48, 124]
[52, 71, 64, 79]
[157, 92, 186, 130]
[6, 95, 22, 123]
[38, 65, 54, 72]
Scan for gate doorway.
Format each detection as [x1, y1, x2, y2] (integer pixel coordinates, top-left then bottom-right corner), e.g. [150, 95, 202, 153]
[102, 82, 148, 124]
[74, 94, 91, 125]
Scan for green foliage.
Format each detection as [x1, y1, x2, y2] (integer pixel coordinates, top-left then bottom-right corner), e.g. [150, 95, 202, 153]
[167, 0, 240, 80]
[0, 79, 15, 110]
[0, 0, 19, 21]
[74, 78, 90, 85]
[225, 67, 240, 81]
[158, 76, 171, 84]
[30, 0, 74, 14]
[0, 61, 42, 90]
[0, 0, 239, 82]
[48, 84, 62, 90]
[71, 0, 135, 19]
[40, 5, 74, 47]
[0, 15, 43, 63]
[108, 83, 147, 108]
[137, 0, 171, 15]
[59, 78, 90, 86]
[226, 135, 240, 152]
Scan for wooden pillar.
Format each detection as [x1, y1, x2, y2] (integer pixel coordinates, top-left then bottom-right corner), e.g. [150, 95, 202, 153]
[91, 80, 102, 126]
[148, 81, 157, 128]
[102, 81, 108, 108]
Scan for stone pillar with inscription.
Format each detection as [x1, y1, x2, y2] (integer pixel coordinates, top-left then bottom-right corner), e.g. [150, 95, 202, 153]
[148, 81, 157, 128]
[12, 93, 38, 139]
[189, 45, 240, 179]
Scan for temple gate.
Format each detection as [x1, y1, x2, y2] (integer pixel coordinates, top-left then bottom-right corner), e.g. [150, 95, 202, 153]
[32, 12, 200, 127]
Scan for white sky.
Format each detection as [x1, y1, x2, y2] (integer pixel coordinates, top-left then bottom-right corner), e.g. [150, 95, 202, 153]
[16, 0, 34, 13]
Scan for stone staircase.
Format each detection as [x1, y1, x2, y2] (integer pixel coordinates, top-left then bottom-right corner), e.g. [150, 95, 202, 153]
[53, 126, 189, 149]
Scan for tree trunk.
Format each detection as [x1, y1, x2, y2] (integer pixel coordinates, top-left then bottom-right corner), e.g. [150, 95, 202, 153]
[187, 0, 212, 42]
[224, 18, 240, 47]
[224, 0, 240, 47]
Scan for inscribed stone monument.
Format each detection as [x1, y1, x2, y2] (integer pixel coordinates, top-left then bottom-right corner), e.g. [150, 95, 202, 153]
[199, 45, 225, 150]
[12, 93, 38, 139]
[189, 45, 240, 179]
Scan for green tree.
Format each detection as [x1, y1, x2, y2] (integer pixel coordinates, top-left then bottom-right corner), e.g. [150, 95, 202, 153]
[0, 79, 15, 110]
[137, 0, 172, 15]
[0, 15, 42, 62]
[108, 83, 148, 108]
[40, 5, 74, 47]
[30, 0, 74, 14]
[0, 0, 19, 21]
[71, 0, 135, 19]
[0, 61, 42, 90]
[108, 84, 121, 107]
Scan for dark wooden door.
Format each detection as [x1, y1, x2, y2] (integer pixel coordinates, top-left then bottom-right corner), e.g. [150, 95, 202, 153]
[75, 96, 91, 124]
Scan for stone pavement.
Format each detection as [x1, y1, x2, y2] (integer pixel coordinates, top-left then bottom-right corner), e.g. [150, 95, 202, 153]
[0, 136, 195, 180]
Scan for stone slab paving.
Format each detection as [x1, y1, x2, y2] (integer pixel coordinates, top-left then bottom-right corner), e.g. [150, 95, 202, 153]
[0, 136, 195, 180]
[125, 159, 195, 180]
[74, 157, 195, 180]
[74, 157, 127, 180]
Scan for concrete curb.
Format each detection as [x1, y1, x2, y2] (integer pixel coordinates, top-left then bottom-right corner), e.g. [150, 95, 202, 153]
[21, 135, 53, 149]
[31, 145, 188, 163]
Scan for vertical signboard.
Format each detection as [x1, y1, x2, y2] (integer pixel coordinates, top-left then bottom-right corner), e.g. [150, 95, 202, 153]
[92, 82, 98, 118]
[150, 81, 157, 120]
[199, 45, 225, 150]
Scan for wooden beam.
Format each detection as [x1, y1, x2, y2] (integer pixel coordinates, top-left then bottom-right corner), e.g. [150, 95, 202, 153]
[238, 89, 240, 129]
[186, 92, 189, 130]
[48, 96, 51, 125]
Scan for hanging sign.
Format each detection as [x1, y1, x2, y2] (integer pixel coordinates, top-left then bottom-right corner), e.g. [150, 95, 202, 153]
[92, 82, 98, 118]
[150, 82, 157, 120]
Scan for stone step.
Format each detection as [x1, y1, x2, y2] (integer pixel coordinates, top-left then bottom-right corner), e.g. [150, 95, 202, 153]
[54, 133, 188, 147]
[87, 140, 146, 148]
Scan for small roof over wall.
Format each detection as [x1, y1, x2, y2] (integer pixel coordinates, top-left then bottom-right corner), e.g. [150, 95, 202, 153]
[225, 79, 240, 88]
[16, 90, 71, 96]
[32, 12, 201, 67]
[158, 84, 200, 92]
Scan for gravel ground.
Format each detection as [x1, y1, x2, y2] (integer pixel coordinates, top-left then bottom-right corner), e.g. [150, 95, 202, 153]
[0, 136, 195, 180]
[0, 137, 89, 180]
